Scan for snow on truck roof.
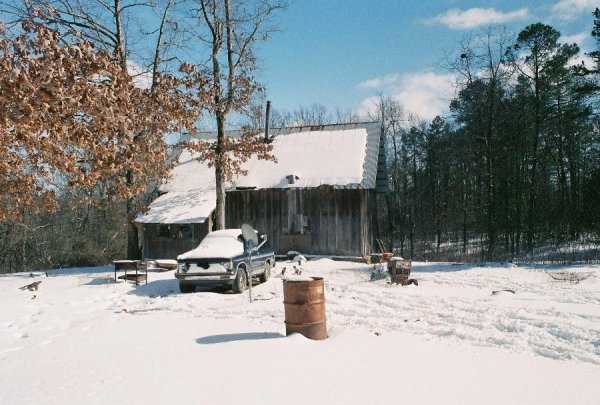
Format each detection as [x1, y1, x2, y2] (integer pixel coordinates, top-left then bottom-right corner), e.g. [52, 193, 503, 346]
[205, 229, 243, 238]
[136, 122, 382, 225]
[177, 229, 244, 259]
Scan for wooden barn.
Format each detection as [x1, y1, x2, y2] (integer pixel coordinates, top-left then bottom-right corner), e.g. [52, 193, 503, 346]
[136, 122, 388, 259]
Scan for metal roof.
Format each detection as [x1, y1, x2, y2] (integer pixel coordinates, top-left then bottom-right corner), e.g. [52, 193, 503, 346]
[197, 121, 384, 191]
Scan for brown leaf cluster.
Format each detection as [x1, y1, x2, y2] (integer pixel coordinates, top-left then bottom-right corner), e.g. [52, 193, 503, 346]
[186, 127, 276, 181]
[0, 20, 204, 221]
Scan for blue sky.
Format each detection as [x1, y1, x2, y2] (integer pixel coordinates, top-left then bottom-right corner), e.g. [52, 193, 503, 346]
[254, 0, 598, 120]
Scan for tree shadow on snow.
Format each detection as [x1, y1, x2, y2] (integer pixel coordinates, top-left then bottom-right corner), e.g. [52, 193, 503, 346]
[127, 281, 263, 297]
[196, 332, 284, 345]
[413, 262, 482, 273]
[127, 278, 180, 297]
[83, 277, 115, 286]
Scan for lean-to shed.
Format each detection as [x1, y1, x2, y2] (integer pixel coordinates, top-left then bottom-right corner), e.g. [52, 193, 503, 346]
[135, 151, 216, 259]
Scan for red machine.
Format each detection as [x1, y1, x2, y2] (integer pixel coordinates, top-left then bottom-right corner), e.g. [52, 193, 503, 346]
[387, 257, 417, 286]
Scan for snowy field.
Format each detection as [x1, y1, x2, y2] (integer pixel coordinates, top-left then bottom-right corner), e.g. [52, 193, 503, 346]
[1, 259, 599, 404]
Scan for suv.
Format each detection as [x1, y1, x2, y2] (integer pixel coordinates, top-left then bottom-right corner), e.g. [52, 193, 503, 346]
[175, 229, 275, 293]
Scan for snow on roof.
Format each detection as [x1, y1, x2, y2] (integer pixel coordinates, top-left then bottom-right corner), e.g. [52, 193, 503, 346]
[233, 127, 368, 189]
[161, 148, 216, 193]
[136, 148, 216, 224]
[135, 188, 214, 224]
[137, 122, 381, 224]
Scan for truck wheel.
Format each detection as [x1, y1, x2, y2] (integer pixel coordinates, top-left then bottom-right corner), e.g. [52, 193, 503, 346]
[179, 282, 195, 294]
[259, 260, 272, 283]
[233, 267, 248, 293]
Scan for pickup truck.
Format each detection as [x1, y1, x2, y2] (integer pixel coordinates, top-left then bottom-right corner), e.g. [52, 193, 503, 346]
[175, 229, 275, 294]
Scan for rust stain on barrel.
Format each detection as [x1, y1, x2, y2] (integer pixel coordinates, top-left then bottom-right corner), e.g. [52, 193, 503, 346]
[283, 277, 328, 340]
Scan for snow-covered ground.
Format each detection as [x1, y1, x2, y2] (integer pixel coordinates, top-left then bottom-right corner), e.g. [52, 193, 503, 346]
[1, 260, 599, 404]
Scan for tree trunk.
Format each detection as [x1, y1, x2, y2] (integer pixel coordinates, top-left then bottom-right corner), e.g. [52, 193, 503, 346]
[462, 167, 468, 256]
[214, 115, 227, 230]
[526, 59, 541, 251]
[126, 199, 141, 259]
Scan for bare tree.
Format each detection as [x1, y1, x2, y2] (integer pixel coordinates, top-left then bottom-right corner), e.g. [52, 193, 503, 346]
[0, 0, 185, 68]
[194, 0, 286, 229]
[292, 104, 332, 126]
[365, 95, 406, 249]
[269, 108, 294, 128]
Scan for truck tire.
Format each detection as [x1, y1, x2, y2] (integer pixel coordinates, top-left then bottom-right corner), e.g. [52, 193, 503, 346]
[179, 282, 195, 294]
[259, 260, 272, 283]
[233, 267, 248, 293]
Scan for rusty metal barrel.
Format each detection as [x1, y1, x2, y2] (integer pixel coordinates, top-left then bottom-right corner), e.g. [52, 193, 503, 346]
[283, 277, 327, 340]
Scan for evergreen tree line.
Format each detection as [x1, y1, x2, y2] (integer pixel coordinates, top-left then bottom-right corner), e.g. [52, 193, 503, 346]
[379, 16, 600, 262]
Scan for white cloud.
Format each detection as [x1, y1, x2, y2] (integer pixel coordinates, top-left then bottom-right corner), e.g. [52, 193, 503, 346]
[562, 32, 590, 46]
[560, 31, 594, 68]
[426, 7, 529, 30]
[568, 53, 595, 68]
[552, 0, 597, 21]
[357, 96, 382, 118]
[127, 60, 152, 90]
[357, 73, 400, 89]
[358, 72, 456, 120]
[394, 73, 456, 119]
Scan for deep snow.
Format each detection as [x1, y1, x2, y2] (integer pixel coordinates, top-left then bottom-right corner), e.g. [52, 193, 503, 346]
[1, 260, 599, 404]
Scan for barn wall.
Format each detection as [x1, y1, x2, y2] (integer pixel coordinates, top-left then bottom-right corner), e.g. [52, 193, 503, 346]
[141, 219, 211, 259]
[225, 188, 373, 257]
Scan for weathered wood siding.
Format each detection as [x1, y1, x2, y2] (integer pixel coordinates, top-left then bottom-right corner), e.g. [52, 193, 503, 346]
[226, 188, 373, 256]
[141, 220, 211, 259]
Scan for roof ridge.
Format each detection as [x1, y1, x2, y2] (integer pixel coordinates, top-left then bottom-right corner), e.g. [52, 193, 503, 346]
[193, 121, 381, 138]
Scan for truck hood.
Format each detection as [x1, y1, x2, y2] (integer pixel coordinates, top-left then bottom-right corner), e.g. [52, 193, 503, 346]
[178, 238, 244, 260]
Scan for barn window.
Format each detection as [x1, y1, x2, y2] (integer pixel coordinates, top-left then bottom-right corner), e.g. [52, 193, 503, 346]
[157, 225, 171, 238]
[179, 225, 193, 240]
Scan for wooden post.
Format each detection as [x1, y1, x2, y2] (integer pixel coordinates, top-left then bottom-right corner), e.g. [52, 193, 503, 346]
[264, 100, 271, 142]
[248, 252, 253, 303]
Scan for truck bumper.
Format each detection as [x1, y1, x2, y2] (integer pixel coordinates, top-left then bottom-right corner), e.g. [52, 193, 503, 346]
[175, 273, 235, 286]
